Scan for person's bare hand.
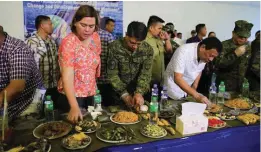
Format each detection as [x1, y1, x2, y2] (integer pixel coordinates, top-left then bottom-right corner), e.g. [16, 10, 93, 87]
[235, 45, 247, 56]
[122, 95, 134, 107]
[133, 93, 144, 106]
[67, 106, 83, 124]
[159, 31, 170, 41]
[194, 94, 212, 106]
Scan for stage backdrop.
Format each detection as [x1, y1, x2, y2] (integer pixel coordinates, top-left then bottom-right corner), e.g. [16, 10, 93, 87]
[23, 1, 123, 44]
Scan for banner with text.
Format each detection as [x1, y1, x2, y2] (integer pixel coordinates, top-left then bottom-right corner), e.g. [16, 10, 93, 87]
[23, 1, 123, 44]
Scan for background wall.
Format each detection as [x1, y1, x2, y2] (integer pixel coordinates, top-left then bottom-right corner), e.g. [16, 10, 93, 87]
[0, 1, 24, 40]
[0, 1, 260, 41]
[123, 1, 260, 41]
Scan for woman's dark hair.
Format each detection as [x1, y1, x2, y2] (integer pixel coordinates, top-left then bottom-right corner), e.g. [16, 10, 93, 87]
[126, 21, 147, 41]
[71, 5, 99, 33]
[208, 31, 216, 37]
[199, 37, 223, 53]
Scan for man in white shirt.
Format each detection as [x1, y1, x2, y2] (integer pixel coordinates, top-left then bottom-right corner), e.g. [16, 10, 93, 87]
[164, 37, 222, 104]
[173, 30, 184, 46]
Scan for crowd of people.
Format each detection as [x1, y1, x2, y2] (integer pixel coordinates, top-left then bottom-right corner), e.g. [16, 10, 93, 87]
[0, 5, 260, 123]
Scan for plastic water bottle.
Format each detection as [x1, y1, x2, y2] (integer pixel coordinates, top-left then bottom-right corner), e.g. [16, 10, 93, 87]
[0, 109, 8, 134]
[242, 78, 249, 98]
[211, 73, 217, 84]
[94, 90, 102, 112]
[149, 96, 159, 125]
[151, 84, 159, 100]
[160, 86, 169, 112]
[217, 81, 225, 104]
[44, 95, 54, 121]
[209, 83, 217, 104]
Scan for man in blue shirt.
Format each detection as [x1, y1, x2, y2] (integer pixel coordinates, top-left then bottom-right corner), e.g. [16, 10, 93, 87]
[186, 24, 207, 43]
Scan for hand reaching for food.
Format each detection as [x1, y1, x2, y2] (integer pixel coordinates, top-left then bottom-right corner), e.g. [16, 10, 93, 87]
[133, 93, 144, 106]
[67, 106, 83, 123]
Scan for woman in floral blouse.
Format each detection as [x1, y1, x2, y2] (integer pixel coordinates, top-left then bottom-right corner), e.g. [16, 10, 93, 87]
[57, 5, 101, 123]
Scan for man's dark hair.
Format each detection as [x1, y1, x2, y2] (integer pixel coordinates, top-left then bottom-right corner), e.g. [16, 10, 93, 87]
[126, 21, 147, 41]
[255, 30, 260, 36]
[165, 22, 174, 26]
[208, 31, 215, 37]
[0, 25, 3, 35]
[177, 32, 182, 35]
[35, 15, 50, 30]
[105, 18, 115, 25]
[199, 37, 222, 53]
[191, 30, 196, 34]
[196, 24, 205, 33]
[147, 15, 164, 28]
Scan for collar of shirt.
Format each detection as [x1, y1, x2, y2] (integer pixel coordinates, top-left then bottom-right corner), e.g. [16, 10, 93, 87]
[35, 33, 51, 43]
[120, 38, 136, 55]
[0, 33, 8, 50]
[194, 35, 202, 41]
[193, 42, 203, 64]
[146, 32, 161, 40]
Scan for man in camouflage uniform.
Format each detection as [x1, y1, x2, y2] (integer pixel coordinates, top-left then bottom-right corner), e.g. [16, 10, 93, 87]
[215, 20, 253, 91]
[163, 24, 180, 51]
[107, 21, 153, 107]
[246, 30, 260, 91]
[163, 23, 180, 68]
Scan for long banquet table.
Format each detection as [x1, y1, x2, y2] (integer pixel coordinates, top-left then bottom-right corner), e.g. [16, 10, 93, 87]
[6, 94, 261, 152]
[98, 125, 260, 152]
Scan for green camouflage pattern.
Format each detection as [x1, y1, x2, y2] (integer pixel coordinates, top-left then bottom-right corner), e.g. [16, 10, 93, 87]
[215, 39, 251, 91]
[170, 39, 180, 51]
[234, 20, 254, 38]
[163, 24, 174, 33]
[250, 39, 260, 78]
[247, 38, 260, 91]
[107, 38, 154, 96]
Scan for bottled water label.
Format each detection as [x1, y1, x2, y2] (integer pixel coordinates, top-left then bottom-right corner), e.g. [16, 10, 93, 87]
[150, 104, 158, 112]
[45, 101, 53, 110]
[94, 95, 101, 104]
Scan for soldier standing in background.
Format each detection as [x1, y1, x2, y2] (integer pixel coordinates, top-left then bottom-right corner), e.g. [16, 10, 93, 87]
[162, 23, 180, 68]
[246, 30, 260, 91]
[215, 20, 253, 92]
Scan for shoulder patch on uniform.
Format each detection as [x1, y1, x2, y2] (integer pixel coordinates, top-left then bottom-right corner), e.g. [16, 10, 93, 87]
[108, 59, 116, 70]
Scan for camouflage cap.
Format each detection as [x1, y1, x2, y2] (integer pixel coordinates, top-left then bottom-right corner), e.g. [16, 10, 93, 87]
[163, 24, 175, 33]
[234, 20, 253, 38]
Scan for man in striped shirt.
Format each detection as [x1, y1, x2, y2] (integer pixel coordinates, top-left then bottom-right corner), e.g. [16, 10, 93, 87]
[97, 28, 115, 106]
[25, 15, 59, 104]
[0, 26, 42, 120]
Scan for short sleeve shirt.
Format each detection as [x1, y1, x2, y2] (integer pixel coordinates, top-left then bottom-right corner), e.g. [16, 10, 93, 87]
[0, 34, 42, 119]
[164, 43, 206, 99]
[58, 32, 101, 97]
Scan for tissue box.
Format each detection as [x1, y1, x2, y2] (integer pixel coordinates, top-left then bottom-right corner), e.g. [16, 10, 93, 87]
[175, 102, 208, 135]
[176, 115, 208, 135]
